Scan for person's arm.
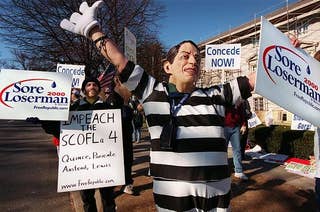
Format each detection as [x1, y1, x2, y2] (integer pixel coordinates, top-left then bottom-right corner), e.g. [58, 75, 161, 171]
[59, 1, 127, 72]
[89, 27, 128, 73]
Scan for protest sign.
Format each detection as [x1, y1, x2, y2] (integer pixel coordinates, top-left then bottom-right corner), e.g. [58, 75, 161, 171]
[0, 69, 72, 120]
[248, 112, 262, 128]
[291, 114, 315, 131]
[255, 17, 320, 127]
[56, 63, 85, 89]
[57, 109, 124, 192]
[205, 44, 241, 70]
[124, 27, 136, 64]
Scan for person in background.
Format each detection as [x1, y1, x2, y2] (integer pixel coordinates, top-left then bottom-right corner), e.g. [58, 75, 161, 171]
[42, 77, 118, 212]
[71, 88, 81, 105]
[107, 76, 135, 195]
[224, 102, 248, 180]
[59, 1, 255, 211]
[129, 96, 144, 143]
[240, 99, 252, 160]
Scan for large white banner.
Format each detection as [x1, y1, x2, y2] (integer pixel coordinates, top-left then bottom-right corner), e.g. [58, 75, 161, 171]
[124, 27, 136, 64]
[0, 69, 72, 120]
[205, 44, 241, 70]
[57, 109, 125, 192]
[56, 63, 85, 89]
[255, 17, 320, 127]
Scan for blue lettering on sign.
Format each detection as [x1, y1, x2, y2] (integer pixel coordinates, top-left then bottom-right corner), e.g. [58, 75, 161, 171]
[263, 45, 320, 104]
[206, 46, 240, 55]
[293, 115, 303, 121]
[57, 66, 85, 76]
[72, 78, 80, 87]
[297, 122, 311, 130]
[13, 82, 44, 94]
[0, 80, 68, 108]
[211, 58, 234, 67]
[248, 120, 257, 128]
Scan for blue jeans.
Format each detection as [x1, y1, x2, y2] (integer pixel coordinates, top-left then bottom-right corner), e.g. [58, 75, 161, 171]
[132, 127, 141, 142]
[224, 126, 243, 173]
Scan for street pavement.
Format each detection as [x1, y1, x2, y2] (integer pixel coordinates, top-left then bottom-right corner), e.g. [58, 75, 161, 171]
[0, 120, 317, 211]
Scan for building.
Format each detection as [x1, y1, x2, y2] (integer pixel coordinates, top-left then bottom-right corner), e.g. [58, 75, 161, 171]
[198, 0, 320, 126]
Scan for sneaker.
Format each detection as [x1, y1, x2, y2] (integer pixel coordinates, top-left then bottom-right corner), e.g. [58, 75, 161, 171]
[123, 184, 134, 195]
[234, 172, 248, 180]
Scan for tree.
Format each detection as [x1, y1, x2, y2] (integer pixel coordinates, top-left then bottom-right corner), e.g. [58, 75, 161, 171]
[0, 0, 165, 76]
[137, 37, 166, 81]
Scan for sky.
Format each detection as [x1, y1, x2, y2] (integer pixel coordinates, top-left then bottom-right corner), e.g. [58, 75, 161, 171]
[0, 0, 299, 61]
[156, 0, 299, 50]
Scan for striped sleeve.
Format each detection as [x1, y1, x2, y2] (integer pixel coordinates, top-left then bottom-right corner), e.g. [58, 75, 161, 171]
[119, 61, 156, 101]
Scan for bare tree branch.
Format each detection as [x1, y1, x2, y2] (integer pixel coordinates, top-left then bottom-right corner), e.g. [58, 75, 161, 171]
[0, 0, 166, 77]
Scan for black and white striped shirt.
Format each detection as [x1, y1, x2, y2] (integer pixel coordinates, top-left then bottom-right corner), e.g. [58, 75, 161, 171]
[119, 61, 252, 211]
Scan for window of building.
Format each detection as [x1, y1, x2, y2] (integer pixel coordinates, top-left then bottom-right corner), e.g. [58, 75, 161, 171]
[254, 97, 267, 111]
[282, 113, 287, 121]
[251, 37, 259, 47]
[249, 63, 257, 73]
[295, 19, 309, 35]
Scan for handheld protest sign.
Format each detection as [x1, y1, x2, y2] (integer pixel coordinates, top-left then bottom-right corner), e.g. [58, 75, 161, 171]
[57, 109, 125, 192]
[255, 17, 320, 127]
[0, 69, 72, 120]
[205, 44, 241, 70]
[56, 63, 85, 89]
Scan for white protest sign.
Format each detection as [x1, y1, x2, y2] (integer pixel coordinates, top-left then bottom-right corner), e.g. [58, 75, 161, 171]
[248, 112, 262, 128]
[57, 109, 124, 192]
[291, 114, 315, 131]
[124, 27, 136, 64]
[0, 69, 72, 120]
[205, 44, 241, 70]
[255, 17, 320, 127]
[56, 64, 85, 89]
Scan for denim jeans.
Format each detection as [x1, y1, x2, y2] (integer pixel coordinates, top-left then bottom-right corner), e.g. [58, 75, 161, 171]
[224, 126, 243, 173]
[132, 127, 141, 142]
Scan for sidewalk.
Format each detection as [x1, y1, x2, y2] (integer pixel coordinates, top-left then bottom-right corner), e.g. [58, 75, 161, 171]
[71, 131, 155, 212]
[71, 133, 316, 212]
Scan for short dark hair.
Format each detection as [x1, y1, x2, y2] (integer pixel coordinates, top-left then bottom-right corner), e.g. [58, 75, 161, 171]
[161, 40, 200, 81]
[165, 40, 199, 64]
[81, 77, 101, 93]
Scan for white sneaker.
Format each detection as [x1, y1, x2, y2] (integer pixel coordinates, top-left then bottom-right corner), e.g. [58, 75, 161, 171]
[123, 184, 134, 195]
[234, 172, 248, 180]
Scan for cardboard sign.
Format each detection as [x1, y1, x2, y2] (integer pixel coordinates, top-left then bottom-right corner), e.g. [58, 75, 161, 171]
[291, 114, 315, 131]
[124, 27, 136, 64]
[255, 17, 320, 127]
[248, 112, 262, 128]
[205, 44, 241, 70]
[57, 109, 125, 192]
[56, 63, 85, 89]
[0, 69, 72, 120]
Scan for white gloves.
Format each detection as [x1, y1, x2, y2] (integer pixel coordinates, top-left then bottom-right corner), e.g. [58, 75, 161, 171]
[60, 1, 104, 38]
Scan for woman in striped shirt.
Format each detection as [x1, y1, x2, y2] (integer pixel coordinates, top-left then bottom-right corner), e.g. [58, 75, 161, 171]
[60, 1, 255, 211]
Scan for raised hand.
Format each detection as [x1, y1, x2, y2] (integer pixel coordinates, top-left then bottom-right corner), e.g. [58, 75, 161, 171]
[288, 33, 301, 48]
[60, 0, 104, 38]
